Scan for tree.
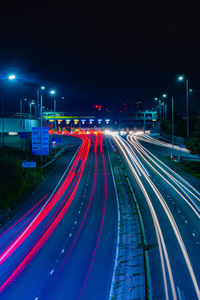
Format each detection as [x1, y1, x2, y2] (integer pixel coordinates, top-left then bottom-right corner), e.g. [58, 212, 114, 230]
[186, 120, 200, 155]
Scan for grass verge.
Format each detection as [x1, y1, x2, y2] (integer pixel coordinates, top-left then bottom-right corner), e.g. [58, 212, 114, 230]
[168, 156, 200, 180]
[0, 146, 62, 226]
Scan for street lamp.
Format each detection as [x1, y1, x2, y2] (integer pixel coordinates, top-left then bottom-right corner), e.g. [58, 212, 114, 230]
[1, 74, 17, 148]
[50, 89, 56, 95]
[177, 75, 189, 138]
[8, 74, 16, 80]
[39, 86, 46, 178]
[162, 94, 167, 119]
[49, 90, 56, 134]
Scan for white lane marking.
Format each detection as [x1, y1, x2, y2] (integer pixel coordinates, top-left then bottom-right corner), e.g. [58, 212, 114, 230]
[177, 210, 181, 213]
[172, 202, 175, 204]
[81, 202, 83, 205]
[185, 220, 188, 223]
[192, 233, 195, 237]
[74, 221, 77, 224]
[61, 249, 65, 253]
[83, 195, 85, 198]
[56, 259, 59, 263]
[69, 233, 72, 237]
[35, 298, 39, 300]
[78, 210, 81, 213]
[50, 269, 54, 275]
[85, 189, 87, 192]
[86, 183, 88, 186]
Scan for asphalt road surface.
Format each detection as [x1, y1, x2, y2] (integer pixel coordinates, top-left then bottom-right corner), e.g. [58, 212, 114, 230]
[0, 133, 117, 300]
[111, 132, 200, 300]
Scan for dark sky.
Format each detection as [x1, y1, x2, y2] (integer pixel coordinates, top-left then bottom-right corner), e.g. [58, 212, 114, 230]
[0, 1, 200, 115]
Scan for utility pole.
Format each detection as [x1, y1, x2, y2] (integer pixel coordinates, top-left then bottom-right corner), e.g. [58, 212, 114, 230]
[54, 98, 56, 135]
[40, 90, 43, 178]
[1, 96, 4, 148]
[171, 96, 174, 159]
[186, 79, 189, 138]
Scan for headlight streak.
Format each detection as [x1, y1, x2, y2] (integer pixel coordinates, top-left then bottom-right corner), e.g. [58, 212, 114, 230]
[138, 133, 190, 153]
[123, 138, 150, 177]
[128, 135, 200, 218]
[0, 135, 91, 292]
[132, 133, 200, 198]
[124, 134, 200, 299]
[130, 134, 200, 212]
[113, 136, 176, 300]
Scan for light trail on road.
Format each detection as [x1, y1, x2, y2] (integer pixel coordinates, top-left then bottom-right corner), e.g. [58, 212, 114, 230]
[0, 131, 112, 300]
[111, 133, 200, 299]
[113, 135, 176, 300]
[0, 134, 90, 293]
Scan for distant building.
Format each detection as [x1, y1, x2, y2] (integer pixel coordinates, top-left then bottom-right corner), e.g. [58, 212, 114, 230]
[119, 110, 157, 130]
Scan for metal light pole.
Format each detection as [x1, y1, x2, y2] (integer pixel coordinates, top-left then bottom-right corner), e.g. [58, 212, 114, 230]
[54, 98, 56, 134]
[165, 103, 167, 119]
[20, 99, 23, 149]
[143, 112, 146, 132]
[186, 79, 189, 138]
[177, 76, 189, 139]
[49, 89, 56, 135]
[1, 74, 16, 148]
[171, 96, 174, 158]
[37, 87, 40, 119]
[40, 86, 45, 178]
[1, 96, 4, 148]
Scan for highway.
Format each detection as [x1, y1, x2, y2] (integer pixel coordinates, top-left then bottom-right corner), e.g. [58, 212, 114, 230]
[0, 132, 117, 300]
[111, 132, 200, 300]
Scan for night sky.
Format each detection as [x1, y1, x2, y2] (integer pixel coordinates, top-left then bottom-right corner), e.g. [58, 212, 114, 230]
[0, 1, 200, 115]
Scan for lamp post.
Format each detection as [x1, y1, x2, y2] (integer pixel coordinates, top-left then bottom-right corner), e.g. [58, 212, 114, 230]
[49, 89, 56, 135]
[162, 94, 167, 120]
[1, 74, 16, 148]
[171, 96, 174, 159]
[177, 75, 189, 138]
[40, 86, 45, 178]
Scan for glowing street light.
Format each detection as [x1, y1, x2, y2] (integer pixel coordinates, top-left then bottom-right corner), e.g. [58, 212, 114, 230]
[162, 94, 167, 98]
[50, 89, 56, 95]
[177, 75, 189, 138]
[49, 89, 57, 134]
[8, 74, 16, 80]
[178, 75, 184, 81]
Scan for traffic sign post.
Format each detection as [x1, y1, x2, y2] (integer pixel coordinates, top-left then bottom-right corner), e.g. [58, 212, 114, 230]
[32, 127, 49, 155]
[22, 161, 36, 168]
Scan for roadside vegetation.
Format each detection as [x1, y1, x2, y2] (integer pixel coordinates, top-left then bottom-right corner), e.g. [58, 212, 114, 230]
[161, 115, 200, 155]
[0, 146, 60, 226]
[169, 156, 200, 180]
[186, 120, 200, 155]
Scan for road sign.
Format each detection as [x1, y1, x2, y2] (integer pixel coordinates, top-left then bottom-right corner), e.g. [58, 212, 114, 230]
[32, 127, 49, 155]
[22, 161, 36, 168]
